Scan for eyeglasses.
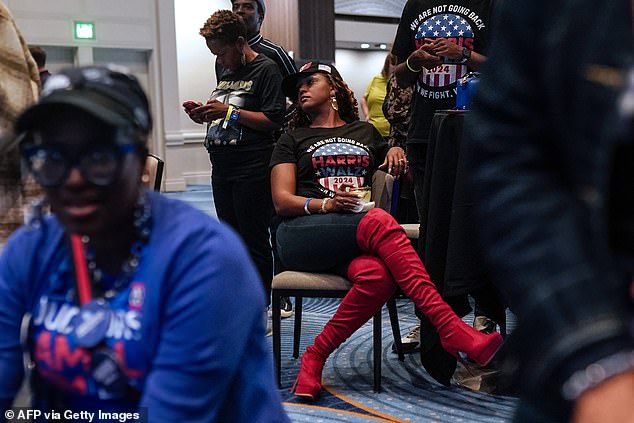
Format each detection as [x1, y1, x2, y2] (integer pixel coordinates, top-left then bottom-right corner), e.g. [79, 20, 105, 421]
[21, 143, 140, 188]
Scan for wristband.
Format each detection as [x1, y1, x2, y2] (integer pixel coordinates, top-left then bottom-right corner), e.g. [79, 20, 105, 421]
[406, 57, 422, 73]
[222, 105, 234, 129]
[320, 198, 330, 214]
[561, 350, 634, 401]
[304, 198, 313, 215]
[230, 106, 240, 121]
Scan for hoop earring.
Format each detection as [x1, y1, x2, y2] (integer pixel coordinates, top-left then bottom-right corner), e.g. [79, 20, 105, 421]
[330, 95, 339, 111]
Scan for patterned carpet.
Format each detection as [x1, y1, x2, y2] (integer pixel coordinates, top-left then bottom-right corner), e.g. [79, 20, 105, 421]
[167, 185, 519, 422]
[273, 298, 517, 422]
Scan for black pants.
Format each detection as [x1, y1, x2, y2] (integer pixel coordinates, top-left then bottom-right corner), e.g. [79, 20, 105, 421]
[406, 143, 428, 259]
[211, 149, 274, 304]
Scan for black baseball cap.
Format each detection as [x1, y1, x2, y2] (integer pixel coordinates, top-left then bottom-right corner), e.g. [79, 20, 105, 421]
[15, 65, 152, 144]
[282, 61, 343, 100]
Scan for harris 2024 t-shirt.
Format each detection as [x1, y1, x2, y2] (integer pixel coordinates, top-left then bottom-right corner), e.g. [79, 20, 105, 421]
[392, 0, 494, 143]
[271, 121, 389, 199]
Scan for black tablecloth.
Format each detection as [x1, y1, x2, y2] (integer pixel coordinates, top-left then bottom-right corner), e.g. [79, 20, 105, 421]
[420, 111, 487, 298]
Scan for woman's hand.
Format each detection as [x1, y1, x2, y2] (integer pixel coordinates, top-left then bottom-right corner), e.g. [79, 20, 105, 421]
[409, 44, 442, 70]
[426, 37, 463, 61]
[191, 100, 230, 123]
[378, 146, 408, 178]
[326, 184, 364, 213]
[183, 101, 205, 124]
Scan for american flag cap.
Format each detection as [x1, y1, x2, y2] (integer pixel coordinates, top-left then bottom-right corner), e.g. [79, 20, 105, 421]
[282, 61, 343, 99]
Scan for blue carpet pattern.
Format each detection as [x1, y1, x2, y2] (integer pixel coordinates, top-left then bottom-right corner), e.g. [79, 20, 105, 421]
[272, 298, 517, 422]
[168, 185, 519, 422]
[163, 184, 217, 218]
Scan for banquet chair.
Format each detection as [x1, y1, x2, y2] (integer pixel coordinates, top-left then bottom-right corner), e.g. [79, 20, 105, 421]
[144, 153, 164, 192]
[271, 170, 405, 393]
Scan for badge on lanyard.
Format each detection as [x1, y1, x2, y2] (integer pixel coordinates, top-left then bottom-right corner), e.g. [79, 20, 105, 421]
[90, 348, 128, 396]
[68, 299, 112, 348]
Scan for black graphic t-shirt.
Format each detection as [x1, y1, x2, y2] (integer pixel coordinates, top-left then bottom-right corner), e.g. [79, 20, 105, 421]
[270, 121, 389, 199]
[205, 54, 285, 152]
[392, 0, 494, 143]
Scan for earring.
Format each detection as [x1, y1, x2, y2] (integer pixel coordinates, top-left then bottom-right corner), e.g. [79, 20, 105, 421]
[330, 95, 339, 111]
[240, 52, 246, 66]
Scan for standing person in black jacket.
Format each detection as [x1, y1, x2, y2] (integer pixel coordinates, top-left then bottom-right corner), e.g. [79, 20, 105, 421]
[468, 0, 633, 421]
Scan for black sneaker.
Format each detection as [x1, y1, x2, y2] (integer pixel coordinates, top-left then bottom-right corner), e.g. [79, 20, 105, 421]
[280, 296, 293, 319]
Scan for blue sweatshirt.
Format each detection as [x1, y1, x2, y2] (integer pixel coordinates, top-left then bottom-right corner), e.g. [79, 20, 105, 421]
[0, 192, 290, 422]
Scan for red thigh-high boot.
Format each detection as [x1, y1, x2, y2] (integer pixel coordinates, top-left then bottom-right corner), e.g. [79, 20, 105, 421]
[356, 208, 503, 366]
[292, 255, 397, 400]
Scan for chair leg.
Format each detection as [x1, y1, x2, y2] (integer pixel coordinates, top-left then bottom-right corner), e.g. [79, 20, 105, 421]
[387, 296, 405, 361]
[272, 291, 282, 388]
[373, 309, 382, 393]
[293, 296, 303, 359]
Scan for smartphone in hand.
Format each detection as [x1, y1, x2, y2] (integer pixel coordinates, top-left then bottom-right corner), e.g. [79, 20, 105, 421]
[182, 101, 200, 111]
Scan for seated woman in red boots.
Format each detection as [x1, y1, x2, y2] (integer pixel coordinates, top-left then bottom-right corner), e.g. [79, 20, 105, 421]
[270, 61, 503, 400]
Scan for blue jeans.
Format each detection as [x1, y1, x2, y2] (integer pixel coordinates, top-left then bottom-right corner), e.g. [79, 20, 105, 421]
[275, 213, 365, 275]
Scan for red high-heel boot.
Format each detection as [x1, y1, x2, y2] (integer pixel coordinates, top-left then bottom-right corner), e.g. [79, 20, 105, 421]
[439, 321, 503, 366]
[291, 346, 326, 400]
[291, 255, 398, 399]
[356, 209, 503, 366]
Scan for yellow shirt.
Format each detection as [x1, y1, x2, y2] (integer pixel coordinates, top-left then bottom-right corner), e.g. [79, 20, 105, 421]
[364, 75, 390, 137]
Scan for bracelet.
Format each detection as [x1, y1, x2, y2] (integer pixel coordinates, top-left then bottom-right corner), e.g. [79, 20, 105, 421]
[304, 198, 313, 215]
[320, 198, 330, 214]
[406, 57, 422, 73]
[230, 106, 240, 121]
[561, 350, 634, 401]
[222, 105, 234, 129]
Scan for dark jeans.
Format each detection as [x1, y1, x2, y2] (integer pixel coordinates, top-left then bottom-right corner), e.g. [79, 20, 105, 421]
[211, 153, 274, 303]
[275, 213, 364, 276]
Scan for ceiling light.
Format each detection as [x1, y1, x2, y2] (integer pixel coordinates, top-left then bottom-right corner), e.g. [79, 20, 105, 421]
[360, 43, 370, 49]
[379, 44, 387, 50]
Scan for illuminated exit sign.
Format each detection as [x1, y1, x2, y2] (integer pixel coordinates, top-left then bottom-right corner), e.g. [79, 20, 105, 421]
[74, 21, 95, 40]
